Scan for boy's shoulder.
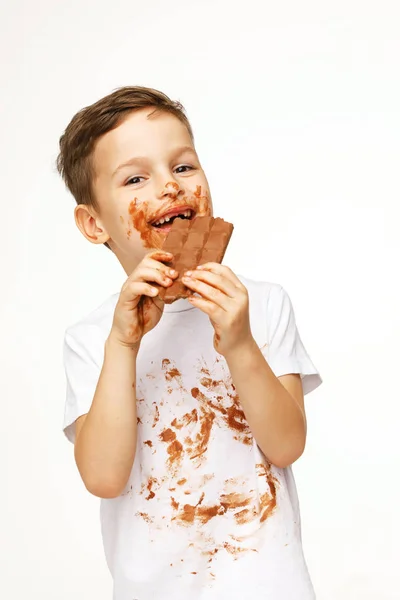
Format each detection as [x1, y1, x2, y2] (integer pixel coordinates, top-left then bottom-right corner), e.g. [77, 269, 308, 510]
[237, 274, 283, 304]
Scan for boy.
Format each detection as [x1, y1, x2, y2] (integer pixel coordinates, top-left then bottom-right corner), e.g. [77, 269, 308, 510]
[57, 86, 323, 600]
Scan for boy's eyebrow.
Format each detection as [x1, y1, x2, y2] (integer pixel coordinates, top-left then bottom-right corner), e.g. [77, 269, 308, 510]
[112, 145, 197, 178]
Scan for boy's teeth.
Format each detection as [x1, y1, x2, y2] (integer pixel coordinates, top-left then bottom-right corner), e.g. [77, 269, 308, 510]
[153, 210, 193, 227]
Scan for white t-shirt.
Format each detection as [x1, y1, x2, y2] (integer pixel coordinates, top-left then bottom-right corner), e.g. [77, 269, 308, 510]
[63, 275, 323, 600]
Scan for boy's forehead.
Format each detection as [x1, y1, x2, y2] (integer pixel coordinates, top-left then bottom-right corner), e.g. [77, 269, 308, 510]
[94, 108, 193, 174]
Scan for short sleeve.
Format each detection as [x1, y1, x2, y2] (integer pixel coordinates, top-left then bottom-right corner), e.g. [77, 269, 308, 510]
[265, 284, 323, 396]
[62, 324, 104, 444]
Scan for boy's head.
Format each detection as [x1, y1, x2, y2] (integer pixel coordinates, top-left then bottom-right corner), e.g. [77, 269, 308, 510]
[56, 86, 213, 273]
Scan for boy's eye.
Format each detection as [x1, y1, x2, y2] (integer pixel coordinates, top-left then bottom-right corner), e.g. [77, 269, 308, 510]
[126, 176, 144, 186]
[175, 165, 193, 174]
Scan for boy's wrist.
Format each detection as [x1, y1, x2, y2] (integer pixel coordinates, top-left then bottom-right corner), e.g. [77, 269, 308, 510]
[223, 335, 258, 365]
[106, 331, 141, 357]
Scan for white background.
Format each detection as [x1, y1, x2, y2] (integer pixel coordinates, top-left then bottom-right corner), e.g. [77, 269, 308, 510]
[1, 1, 399, 598]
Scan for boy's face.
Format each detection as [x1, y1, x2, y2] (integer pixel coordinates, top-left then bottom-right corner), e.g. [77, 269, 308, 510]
[76, 108, 213, 274]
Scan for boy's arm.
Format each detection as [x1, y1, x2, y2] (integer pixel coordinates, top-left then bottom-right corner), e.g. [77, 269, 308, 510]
[69, 251, 178, 499]
[182, 265, 308, 468]
[224, 341, 306, 468]
[74, 336, 138, 499]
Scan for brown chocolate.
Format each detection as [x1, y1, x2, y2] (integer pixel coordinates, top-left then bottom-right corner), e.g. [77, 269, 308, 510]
[158, 216, 234, 303]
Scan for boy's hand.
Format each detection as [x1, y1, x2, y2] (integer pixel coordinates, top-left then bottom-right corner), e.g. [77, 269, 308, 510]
[182, 264, 253, 356]
[109, 251, 178, 350]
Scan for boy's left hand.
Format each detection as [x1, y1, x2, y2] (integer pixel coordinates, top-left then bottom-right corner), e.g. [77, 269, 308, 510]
[182, 264, 254, 356]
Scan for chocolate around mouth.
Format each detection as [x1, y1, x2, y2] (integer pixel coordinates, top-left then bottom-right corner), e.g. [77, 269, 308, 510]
[150, 209, 196, 229]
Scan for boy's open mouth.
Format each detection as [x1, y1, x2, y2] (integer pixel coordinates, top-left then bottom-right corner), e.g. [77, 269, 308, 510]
[149, 206, 196, 230]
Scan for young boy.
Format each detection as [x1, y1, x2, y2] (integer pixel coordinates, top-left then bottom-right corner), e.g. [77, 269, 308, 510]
[58, 86, 323, 600]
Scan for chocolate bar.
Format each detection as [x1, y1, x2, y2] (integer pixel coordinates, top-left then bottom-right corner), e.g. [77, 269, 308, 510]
[158, 216, 234, 304]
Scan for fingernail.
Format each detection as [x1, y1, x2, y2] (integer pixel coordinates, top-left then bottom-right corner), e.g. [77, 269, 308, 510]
[185, 271, 192, 277]
[196, 265, 204, 270]
[169, 269, 176, 276]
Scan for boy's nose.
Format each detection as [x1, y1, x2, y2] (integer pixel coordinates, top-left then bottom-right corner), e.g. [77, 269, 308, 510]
[159, 180, 184, 199]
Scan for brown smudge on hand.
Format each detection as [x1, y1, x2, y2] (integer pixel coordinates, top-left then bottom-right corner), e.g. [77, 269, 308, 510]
[171, 409, 198, 429]
[144, 440, 153, 448]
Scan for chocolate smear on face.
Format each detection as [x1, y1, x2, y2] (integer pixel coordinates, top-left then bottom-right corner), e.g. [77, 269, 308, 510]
[129, 200, 164, 249]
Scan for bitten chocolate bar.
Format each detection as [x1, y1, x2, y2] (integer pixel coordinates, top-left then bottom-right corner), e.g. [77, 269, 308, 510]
[158, 216, 234, 304]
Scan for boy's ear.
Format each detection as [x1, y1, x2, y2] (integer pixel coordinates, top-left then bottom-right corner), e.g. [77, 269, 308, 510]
[74, 204, 111, 246]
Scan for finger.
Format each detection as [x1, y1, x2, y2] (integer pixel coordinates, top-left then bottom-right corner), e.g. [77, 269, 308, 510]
[120, 281, 159, 306]
[183, 268, 237, 298]
[196, 263, 243, 289]
[187, 294, 221, 318]
[143, 256, 179, 279]
[146, 250, 174, 262]
[127, 267, 174, 289]
[181, 276, 229, 311]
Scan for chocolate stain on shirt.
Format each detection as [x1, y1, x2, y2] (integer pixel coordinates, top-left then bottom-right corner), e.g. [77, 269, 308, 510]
[145, 477, 158, 501]
[144, 440, 153, 448]
[152, 404, 160, 428]
[256, 463, 279, 522]
[188, 388, 216, 460]
[159, 428, 184, 470]
[171, 409, 198, 429]
[136, 511, 153, 524]
[198, 375, 253, 446]
[220, 492, 252, 511]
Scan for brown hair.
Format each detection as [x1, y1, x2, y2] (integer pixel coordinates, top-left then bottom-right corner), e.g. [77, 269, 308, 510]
[56, 86, 194, 249]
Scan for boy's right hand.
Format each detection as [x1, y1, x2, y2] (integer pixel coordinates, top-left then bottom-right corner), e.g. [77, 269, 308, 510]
[109, 251, 177, 350]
